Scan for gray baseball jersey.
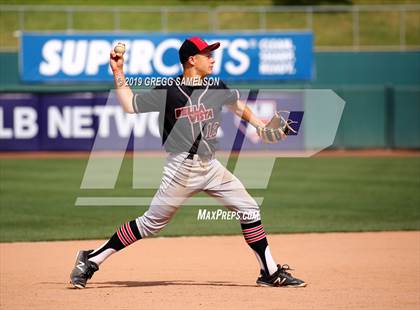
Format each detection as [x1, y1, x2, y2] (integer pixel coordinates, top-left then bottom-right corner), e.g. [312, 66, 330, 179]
[132, 78, 261, 237]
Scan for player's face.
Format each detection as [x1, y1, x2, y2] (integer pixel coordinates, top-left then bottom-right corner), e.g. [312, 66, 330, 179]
[193, 52, 215, 76]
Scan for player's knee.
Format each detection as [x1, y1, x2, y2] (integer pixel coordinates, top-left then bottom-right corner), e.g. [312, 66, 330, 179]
[239, 211, 261, 224]
[136, 215, 169, 237]
[135, 206, 177, 238]
[237, 203, 261, 224]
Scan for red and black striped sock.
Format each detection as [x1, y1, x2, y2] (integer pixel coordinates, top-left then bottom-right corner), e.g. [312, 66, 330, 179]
[88, 220, 141, 265]
[241, 220, 278, 275]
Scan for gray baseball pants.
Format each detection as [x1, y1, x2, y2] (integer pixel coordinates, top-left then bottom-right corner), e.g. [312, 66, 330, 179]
[135, 152, 261, 238]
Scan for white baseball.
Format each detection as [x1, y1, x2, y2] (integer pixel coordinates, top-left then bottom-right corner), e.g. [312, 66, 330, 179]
[114, 43, 126, 54]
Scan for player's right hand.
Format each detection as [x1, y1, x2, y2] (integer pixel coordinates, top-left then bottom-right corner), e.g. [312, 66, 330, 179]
[110, 50, 124, 72]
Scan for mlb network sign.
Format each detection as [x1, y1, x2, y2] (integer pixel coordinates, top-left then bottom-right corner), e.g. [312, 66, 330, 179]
[0, 92, 304, 151]
[20, 32, 313, 82]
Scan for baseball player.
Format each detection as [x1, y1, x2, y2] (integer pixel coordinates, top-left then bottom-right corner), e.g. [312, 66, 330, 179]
[70, 37, 306, 289]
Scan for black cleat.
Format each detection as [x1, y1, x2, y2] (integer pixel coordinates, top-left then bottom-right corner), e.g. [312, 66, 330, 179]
[70, 250, 99, 289]
[256, 264, 306, 288]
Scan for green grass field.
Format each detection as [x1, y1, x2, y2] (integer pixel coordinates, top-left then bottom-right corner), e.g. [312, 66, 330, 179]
[0, 156, 419, 242]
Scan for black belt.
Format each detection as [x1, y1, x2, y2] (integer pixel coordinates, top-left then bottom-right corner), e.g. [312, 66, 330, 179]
[186, 152, 214, 161]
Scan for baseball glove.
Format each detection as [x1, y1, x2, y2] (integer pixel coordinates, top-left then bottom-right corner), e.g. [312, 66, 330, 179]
[256, 111, 298, 144]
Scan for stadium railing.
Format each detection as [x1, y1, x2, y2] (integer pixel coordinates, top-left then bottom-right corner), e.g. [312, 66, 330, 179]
[0, 4, 419, 51]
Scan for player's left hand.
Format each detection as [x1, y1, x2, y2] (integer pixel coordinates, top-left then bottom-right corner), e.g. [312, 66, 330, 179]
[256, 126, 286, 143]
[256, 112, 298, 143]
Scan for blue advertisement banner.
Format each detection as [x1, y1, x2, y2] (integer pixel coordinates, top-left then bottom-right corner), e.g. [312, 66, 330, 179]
[0, 92, 304, 151]
[20, 32, 313, 82]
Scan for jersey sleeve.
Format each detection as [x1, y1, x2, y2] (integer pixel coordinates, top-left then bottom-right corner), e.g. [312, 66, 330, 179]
[219, 80, 240, 105]
[132, 86, 166, 113]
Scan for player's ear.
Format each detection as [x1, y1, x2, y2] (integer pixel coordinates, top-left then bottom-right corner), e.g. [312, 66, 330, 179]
[187, 55, 195, 66]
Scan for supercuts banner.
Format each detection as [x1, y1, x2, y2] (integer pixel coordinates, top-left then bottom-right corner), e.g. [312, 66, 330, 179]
[20, 32, 313, 82]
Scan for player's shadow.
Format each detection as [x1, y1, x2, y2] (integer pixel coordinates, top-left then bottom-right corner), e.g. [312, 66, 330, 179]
[90, 280, 255, 288]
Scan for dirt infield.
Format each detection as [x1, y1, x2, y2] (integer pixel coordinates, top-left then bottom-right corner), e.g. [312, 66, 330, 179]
[1, 232, 419, 310]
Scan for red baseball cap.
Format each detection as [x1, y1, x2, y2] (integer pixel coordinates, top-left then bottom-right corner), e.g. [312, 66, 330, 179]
[179, 36, 220, 64]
